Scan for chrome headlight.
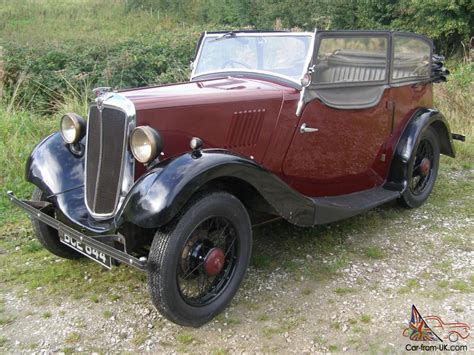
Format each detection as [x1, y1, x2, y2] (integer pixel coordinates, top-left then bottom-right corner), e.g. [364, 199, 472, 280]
[130, 126, 163, 164]
[60, 113, 86, 144]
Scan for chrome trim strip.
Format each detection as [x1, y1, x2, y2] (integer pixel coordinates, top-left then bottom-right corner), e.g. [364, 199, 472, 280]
[84, 92, 136, 220]
[297, 28, 317, 116]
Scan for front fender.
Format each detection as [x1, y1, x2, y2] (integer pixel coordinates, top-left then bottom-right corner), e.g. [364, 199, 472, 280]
[386, 108, 455, 191]
[25, 132, 93, 231]
[119, 150, 315, 228]
[26, 132, 85, 195]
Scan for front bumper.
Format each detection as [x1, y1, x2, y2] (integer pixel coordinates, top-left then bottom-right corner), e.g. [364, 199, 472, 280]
[7, 191, 147, 271]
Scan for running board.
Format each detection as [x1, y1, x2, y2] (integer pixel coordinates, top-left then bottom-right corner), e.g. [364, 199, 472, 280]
[312, 187, 400, 225]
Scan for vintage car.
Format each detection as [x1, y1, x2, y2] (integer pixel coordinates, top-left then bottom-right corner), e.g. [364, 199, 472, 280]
[8, 30, 461, 327]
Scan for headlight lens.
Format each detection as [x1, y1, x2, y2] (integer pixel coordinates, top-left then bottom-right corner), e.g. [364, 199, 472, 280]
[60, 113, 85, 144]
[130, 126, 162, 164]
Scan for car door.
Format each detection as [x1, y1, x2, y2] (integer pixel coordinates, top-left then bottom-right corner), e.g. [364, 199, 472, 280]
[283, 32, 393, 196]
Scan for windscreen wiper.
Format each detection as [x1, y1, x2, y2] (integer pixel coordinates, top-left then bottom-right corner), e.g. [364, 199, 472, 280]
[210, 31, 236, 42]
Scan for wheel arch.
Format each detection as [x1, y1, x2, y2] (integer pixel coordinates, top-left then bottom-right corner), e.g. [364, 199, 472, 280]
[195, 176, 278, 222]
[385, 108, 455, 192]
[118, 150, 315, 229]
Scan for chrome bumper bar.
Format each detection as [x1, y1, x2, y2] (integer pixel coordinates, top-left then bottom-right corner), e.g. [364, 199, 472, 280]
[6, 191, 147, 271]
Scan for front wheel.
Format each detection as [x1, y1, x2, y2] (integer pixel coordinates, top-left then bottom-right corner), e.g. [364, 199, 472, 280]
[30, 187, 83, 259]
[398, 126, 440, 208]
[147, 192, 252, 327]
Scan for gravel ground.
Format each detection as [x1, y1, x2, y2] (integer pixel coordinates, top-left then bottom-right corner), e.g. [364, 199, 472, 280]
[1, 169, 473, 353]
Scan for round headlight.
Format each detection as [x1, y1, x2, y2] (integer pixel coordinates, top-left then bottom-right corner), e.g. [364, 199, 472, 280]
[130, 126, 163, 164]
[60, 113, 85, 144]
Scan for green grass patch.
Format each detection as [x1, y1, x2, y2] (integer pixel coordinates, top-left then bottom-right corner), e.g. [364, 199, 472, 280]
[0, 315, 15, 326]
[0, 336, 8, 347]
[64, 332, 80, 344]
[256, 314, 269, 322]
[176, 333, 197, 345]
[23, 240, 43, 253]
[132, 331, 148, 346]
[362, 246, 384, 260]
[451, 280, 471, 293]
[334, 287, 356, 295]
[437, 280, 449, 288]
[398, 279, 421, 294]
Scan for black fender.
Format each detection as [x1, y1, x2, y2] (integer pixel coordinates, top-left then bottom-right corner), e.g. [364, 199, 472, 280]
[385, 108, 455, 192]
[118, 150, 316, 228]
[26, 132, 85, 195]
[25, 132, 94, 231]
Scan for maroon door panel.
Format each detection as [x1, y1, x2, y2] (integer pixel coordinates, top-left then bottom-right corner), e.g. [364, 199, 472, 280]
[282, 90, 392, 197]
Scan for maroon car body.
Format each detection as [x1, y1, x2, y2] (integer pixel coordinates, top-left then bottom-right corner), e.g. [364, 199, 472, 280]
[9, 30, 459, 326]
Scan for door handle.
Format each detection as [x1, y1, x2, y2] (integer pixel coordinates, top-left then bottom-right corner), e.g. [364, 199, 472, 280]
[299, 123, 319, 134]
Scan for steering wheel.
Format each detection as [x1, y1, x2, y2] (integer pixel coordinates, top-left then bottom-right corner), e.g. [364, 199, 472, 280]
[222, 60, 252, 69]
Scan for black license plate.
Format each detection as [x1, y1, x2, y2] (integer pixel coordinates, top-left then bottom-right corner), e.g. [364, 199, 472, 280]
[60, 233, 112, 269]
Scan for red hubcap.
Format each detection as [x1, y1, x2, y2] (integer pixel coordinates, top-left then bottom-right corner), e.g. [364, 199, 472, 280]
[420, 158, 431, 176]
[204, 248, 225, 276]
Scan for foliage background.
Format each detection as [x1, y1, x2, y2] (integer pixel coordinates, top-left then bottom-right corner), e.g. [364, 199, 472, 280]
[0, 0, 472, 112]
[0, 0, 472, 221]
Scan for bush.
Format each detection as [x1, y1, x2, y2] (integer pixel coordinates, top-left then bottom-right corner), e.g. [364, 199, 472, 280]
[2, 33, 198, 112]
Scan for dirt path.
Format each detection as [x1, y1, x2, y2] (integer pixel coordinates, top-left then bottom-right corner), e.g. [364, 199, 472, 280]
[1, 168, 473, 353]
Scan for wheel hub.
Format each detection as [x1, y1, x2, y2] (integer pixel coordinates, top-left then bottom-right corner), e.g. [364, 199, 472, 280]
[420, 158, 431, 176]
[204, 247, 225, 276]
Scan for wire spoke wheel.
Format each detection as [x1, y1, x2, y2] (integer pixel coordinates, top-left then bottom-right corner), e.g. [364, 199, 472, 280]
[409, 138, 434, 195]
[177, 217, 238, 305]
[147, 192, 252, 326]
[398, 127, 440, 209]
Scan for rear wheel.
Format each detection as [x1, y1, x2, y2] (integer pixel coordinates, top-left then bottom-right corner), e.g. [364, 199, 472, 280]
[31, 187, 82, 259]
[147, 192, 252, 327]
[398, 126, 440, 208]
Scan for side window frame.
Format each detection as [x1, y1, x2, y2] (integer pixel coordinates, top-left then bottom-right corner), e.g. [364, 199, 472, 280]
[389, 32, 433, 86]
[311, 31, 391, 89]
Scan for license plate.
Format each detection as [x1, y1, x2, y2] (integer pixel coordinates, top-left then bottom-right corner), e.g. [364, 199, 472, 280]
[60, 233, 112, 269]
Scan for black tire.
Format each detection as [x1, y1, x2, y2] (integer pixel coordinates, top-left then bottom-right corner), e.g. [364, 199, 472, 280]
[147, 191, 252, 327]
[31, 187, 82, 259]
[398, 126, 440, 208]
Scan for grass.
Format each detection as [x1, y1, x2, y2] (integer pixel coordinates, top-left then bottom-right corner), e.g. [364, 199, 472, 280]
[362, 246, 384, 260]
[451, 280, 471, 293]
[131, 331, 148, 346]
[0, 0, 207, 46]
[42, 311, 52, 319]
[64, 332, 81, 344]
[334, 287, 356, 295]
[176, 333, 197, 345]
[0, 336, 8, 347]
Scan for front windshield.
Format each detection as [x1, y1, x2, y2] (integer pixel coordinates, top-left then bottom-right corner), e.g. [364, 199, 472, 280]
[192, 33, 312, 82]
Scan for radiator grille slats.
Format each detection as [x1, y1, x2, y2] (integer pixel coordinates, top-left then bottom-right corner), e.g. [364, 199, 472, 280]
[225, 109, 265, 148]
[85, 106, 127, 216]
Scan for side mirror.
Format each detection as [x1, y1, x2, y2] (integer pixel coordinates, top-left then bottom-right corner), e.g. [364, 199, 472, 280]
[300, 65, 316, 88]
[300, 72, 312, 87]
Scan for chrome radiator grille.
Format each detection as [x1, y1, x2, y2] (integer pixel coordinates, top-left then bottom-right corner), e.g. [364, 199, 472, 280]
[85, 105, 129, 217]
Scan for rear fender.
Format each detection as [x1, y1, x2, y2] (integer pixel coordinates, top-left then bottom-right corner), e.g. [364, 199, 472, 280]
[385, 108, 455, 191]
[119, 150, 315, 228]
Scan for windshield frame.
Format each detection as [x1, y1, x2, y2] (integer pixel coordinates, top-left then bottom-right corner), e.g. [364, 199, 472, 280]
[190, 31, 315, 88]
